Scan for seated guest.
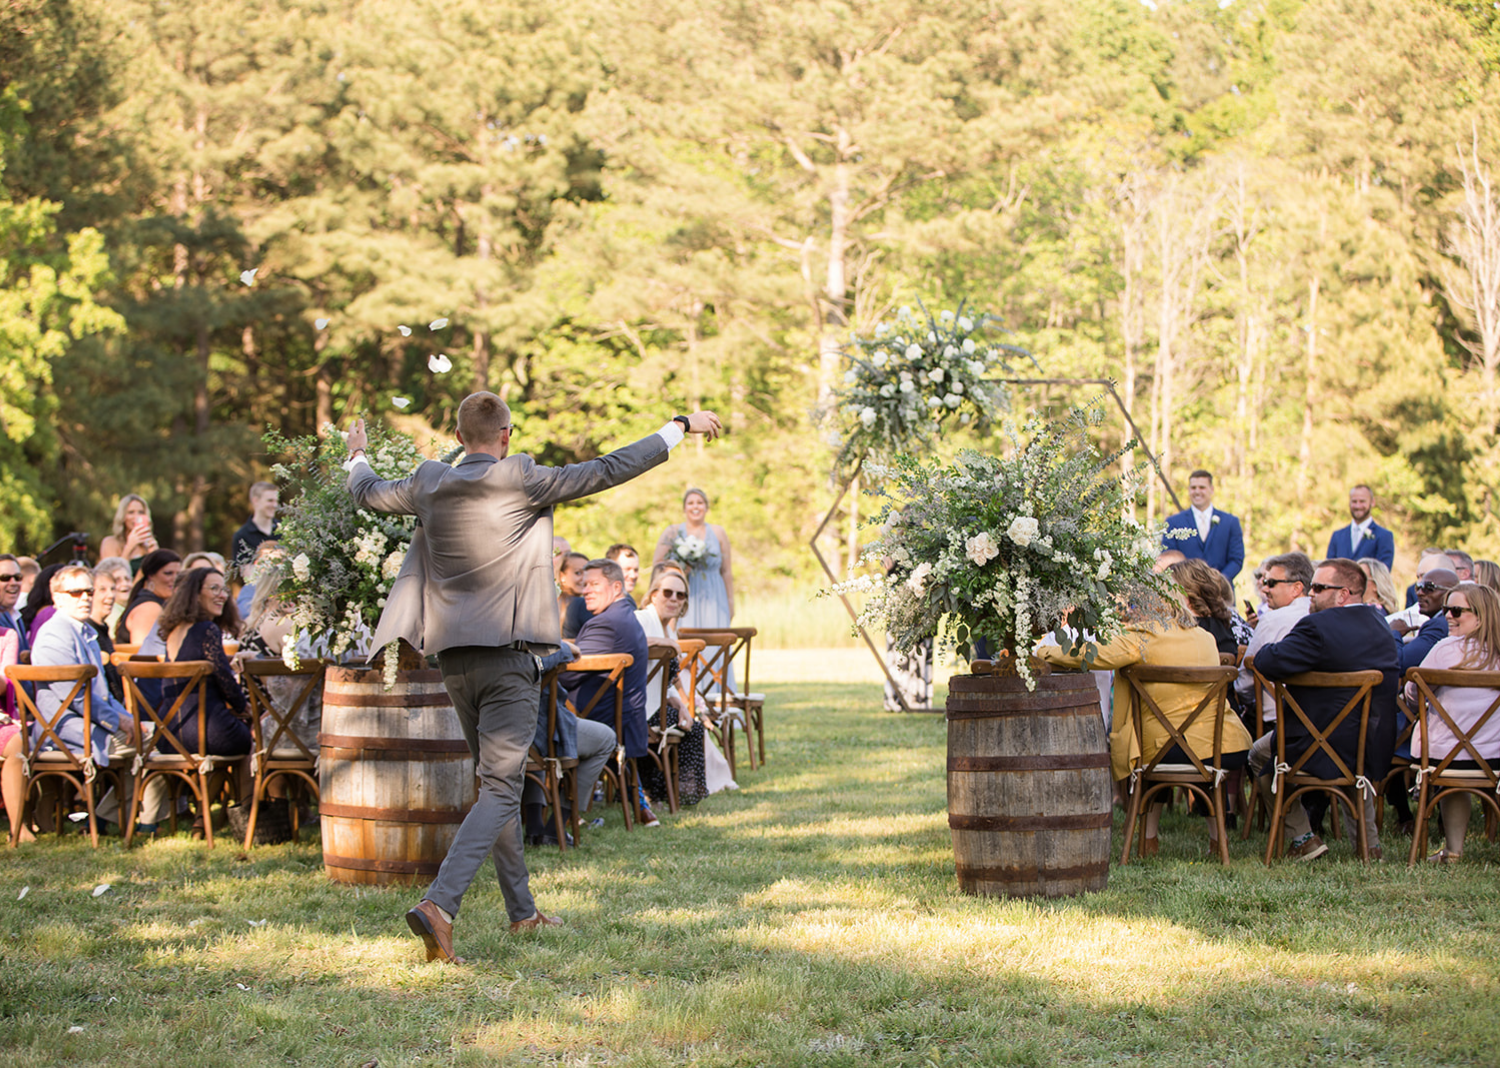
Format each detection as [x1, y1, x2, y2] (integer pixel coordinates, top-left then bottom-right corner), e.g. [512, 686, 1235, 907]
[240, 566, 323, 756]
[1472, 559, 1500, 595]
[607, 543, 642, 604]
[1358, 559, 1401, 614]
[1392, 551, 1450, 631]
[93, 557, 133, 635]
[1398, 567, 1456, 671]
[87, 562, 125, 702]
[22, 562, 62, 645]
[1039, 582, 1251, 854]
[1236, 552, 1314, 726]
[1404, 546, 1448, 607]
[1212, 570, 1253, 649]
[30, 564, 131, 778]
[557, 551, 588, 639]
[1248, 558, 1399, 860]
[561, 558, 655, 827]
[116, 549, 181, 646]
[155, 568, 252, 819]
[1, 620, 25, 842]
[99, 494, 160, 570]
[0, 554, 32, 660]
[1171, 559, 1238, 658]
[523, 641, 616, 846]
[1407, 581, 1500, 862]
[1445, 549, 1474, 583]
[634, 568, 736, 806]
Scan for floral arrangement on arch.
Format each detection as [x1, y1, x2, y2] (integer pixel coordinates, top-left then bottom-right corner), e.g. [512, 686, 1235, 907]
[833, 397, 1180, 689]
[821, 302, 1031, 476]
[262, 421, 458, 685]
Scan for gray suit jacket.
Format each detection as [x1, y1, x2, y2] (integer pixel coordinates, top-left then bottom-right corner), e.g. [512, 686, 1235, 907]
[349, 436, 669, 656]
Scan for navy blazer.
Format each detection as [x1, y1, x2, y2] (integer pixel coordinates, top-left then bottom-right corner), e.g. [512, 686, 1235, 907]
[563, 597, 649, 759]
[1397, 613, 1449, 672]
[1162, 508, 1245, 581]
[1325, 522, 1395, 569]
[1254, 604, 1399, 781]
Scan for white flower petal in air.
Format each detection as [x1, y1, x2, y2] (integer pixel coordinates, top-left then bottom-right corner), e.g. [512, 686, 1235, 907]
[314, 318, 329, 330]
[392, 396, 411, 409]
[397, 325, 412, 337]
[429, 318, 449, 331]
[17, 886, 28, 900]
[428, 353, 453, 374]
[92, 884, 110, 897]
[239, 269, 257, 286]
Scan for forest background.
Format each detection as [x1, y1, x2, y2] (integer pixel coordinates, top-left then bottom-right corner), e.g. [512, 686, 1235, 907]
[3, 0, 1500, 615]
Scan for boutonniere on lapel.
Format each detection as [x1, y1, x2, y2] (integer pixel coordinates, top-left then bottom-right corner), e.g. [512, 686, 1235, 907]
[1360, 528, 1373, 543]
[1211, 515, 1221, 527]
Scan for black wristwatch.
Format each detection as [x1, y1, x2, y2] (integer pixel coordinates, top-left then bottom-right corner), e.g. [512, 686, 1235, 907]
[672, 415, 691, 433]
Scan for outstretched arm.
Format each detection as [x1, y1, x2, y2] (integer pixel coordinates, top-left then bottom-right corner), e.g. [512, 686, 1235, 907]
[344, 418, 420, 515]
[523, 412, 723, 509]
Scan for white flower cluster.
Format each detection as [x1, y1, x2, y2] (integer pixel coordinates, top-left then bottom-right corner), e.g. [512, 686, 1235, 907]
[352, 528, 389, 568]
[670, 533, 709, 569]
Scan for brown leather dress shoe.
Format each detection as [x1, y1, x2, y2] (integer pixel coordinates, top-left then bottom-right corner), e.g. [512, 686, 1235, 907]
[509, 910, 563, 934]
[406, 899, 462, 964]
[1139, 836, 1159, 858]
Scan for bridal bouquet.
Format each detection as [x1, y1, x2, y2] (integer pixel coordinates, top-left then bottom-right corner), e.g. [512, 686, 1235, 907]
[670, 533, 710, 570]
[262, 421, 457, 678]
[833, 397, 1179, 688]
[819, 303, 1030, 476]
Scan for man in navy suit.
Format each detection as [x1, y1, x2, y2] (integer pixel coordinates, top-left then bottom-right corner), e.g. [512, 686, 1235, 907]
[1325, 484, 1395, 569]
[1246, 558, 1399, 861]
[562, 557, 656, 827]
[1161, 470, 1244, 585]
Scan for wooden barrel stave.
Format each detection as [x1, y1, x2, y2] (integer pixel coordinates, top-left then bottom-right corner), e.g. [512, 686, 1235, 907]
[946, 671, 1111, 898]
[319, 666, 476, 886]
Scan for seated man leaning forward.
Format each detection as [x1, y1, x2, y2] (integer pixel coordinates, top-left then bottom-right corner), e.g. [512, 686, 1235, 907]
[524, 640, 616, 847]
[30, 563, 132, 771]
[1247, 557, 1399, 861]
[561, 558, 655, 827]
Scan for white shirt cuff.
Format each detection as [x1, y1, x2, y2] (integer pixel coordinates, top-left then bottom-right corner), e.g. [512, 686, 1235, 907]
[344, 453, 371, 473]
[656, 421, 685, 450]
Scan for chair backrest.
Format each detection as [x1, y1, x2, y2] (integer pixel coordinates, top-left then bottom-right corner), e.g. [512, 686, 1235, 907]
[532, 663, 567, 765]
[685, 632, 736, 716]
[565, 653, 633, 732]
[1265, 669, 1384, 783]
[682, 625, 757, 693]
[120, 660, 214, 761]
[646, 646, 675, 726]
[1119, 664, 1238, 779]
[5, 663, 98, 769]
[1404, 667, 1500, 784]
[241, 658, 324, 765]
[675, 639, 705, 721]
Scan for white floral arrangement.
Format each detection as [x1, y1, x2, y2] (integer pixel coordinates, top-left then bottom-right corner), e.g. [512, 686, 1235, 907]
[263, 421, 459, 686]
[669, 533, 710, 571]
[819, 303, 1030, 475]
[833, 398, 1180, 689]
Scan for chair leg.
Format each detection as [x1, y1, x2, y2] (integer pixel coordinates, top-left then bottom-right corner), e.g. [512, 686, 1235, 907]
[1212, 784, 1230, 866]
[1265, 786, 1288, 866]
[1120, 777, 1145, 865]
[83, 777, 100, 849]
[550, 772, 568, 851]
[756, 705, 765, 766]
[123, 773, 146, 848]
[243, 770, 265, 851]
[196, 772, 215, 848]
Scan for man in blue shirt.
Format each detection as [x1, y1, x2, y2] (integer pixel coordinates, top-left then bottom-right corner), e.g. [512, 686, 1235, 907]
[1161, 470, 1245, 585]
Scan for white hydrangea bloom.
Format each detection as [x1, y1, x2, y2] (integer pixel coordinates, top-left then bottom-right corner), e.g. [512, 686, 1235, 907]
[963, 338, 977, 354]
[905, 344, 922, 360]
[958, 316, 974, 331]
[944, 392, 962, 409]
[859, 407, 877, 428]
[928, 367, 944, 383]
[906, 561, 933, 593]
[1007, 516, 1040, 547]
[966, 532, 999, 565]
[872, 350, 888, 367]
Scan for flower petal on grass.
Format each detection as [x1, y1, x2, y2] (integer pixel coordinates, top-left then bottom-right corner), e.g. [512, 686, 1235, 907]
[91, 884, 110, 897]
[239, 269, 257, 286]
[68, 1026, 84, 1034]
[17, 886, 27, 900]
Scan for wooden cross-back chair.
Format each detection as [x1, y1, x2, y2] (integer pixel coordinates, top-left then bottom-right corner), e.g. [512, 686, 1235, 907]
[1240, 671, 1273, 841]
[563, 653, 637, 831]
[1373, 686, 1421, 835]
[1262, 669, 1384, 865]
[5, 664, 114, 847]
[684, 631, 748, 778]
[119, 660, 228, 847]
[1402, 667, 1500, 865]
[682, 626, 764, 766]
[1118, 665, 1240, 866]
[524, 663, 576, 850]
[643, 646, 682, 814]
[240, 659, 324, 849]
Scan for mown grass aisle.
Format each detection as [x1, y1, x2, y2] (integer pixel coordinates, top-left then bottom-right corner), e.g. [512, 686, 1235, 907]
[2, 678, 1498, 1066]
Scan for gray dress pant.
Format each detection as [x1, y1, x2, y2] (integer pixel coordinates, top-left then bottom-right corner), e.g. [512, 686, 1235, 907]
[425, 646, 538, 923]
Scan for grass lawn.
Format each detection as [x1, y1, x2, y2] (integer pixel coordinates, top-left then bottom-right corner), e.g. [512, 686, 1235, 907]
[2, 676, 1498, 1066]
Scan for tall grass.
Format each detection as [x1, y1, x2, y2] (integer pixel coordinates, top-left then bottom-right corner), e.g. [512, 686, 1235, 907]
[737, 588, 881, 648]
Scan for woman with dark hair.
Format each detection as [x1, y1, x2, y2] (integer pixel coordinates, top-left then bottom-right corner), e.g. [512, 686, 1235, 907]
[116, 549, 181, 645]
[21, 563, 62, 644]
[155, 567, 251, 762]
[1171, 558, 1238, 658]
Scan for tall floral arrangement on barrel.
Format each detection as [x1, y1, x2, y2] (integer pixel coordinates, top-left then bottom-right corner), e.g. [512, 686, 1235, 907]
[263, 422, 456, 682]
[836, 397, 1180, 689]
[819, 303, 1030, 476]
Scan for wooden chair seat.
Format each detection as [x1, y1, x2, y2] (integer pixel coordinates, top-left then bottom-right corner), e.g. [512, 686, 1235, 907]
[1403, 667, 1500, 865]
[239, 659, 323, 848]
[5, 663, 116, 847]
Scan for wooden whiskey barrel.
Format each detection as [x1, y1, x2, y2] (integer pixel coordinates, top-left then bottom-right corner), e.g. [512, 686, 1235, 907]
[946, 668, 1111, 898]
[318, 666, 475, 885]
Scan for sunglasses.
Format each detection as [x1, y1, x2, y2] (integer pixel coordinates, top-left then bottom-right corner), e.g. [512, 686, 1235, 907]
[1308, 583, 1347, 594]
[658, 589, 687, 600]
[1443, 605, 1474, 618]
[1415, 581, 1451, 593]
[1261, 578, 1299, 589]
[0, 574, 20, 582]
[59, 587, 94, 597]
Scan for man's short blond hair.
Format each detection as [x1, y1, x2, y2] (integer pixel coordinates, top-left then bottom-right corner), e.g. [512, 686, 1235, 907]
[50, 563, 93, 593]
[457, 392, 512, 446]
[250, 480, 276, 502]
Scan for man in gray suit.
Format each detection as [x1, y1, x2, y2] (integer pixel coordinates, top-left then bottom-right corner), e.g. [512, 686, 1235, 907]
[345, 392, 720, 964]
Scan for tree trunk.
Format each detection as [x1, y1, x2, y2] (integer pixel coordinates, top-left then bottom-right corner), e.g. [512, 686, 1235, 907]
[817, 133, 852, 407]
[1293, 275, 1320, 553]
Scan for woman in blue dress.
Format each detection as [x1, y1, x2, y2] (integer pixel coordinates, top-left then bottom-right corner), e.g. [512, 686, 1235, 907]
[653, 487, 735, 631]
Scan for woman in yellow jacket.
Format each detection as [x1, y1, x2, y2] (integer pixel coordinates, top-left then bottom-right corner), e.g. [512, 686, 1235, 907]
[1039, 599, 1252, 853]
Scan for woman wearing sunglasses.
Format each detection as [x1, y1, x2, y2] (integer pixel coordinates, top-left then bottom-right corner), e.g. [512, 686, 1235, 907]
[634, 569, 736, 805]
[1405, 581, 1500, 862]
